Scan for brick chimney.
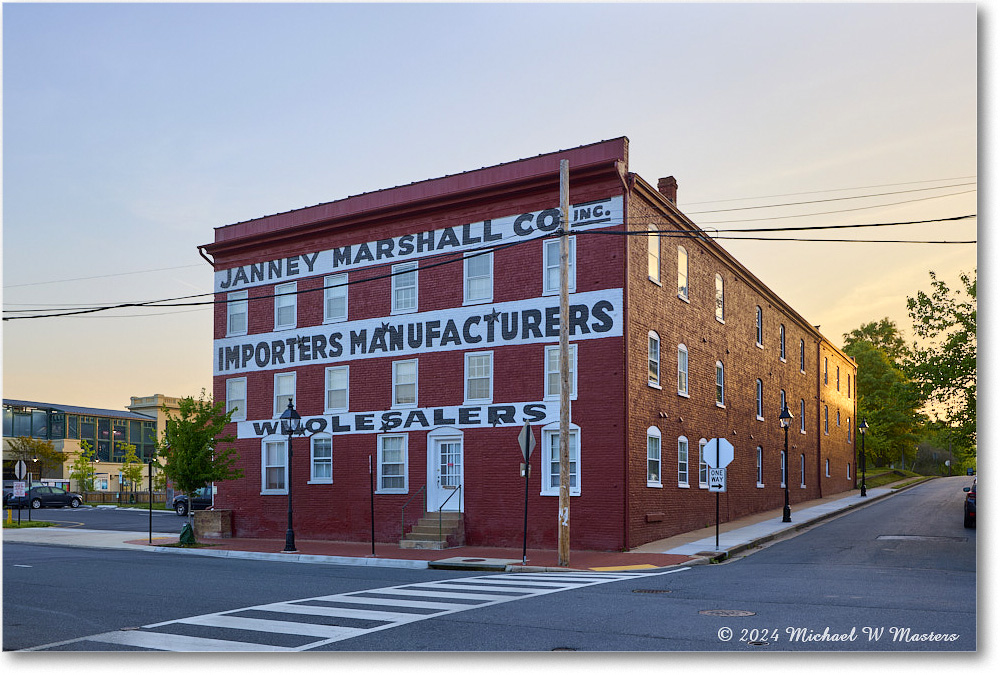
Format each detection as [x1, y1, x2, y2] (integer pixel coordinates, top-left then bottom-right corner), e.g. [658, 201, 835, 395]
[657, 176, 678, 205]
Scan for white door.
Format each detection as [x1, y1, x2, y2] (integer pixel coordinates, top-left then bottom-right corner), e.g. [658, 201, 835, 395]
[428, 436, 463, 512]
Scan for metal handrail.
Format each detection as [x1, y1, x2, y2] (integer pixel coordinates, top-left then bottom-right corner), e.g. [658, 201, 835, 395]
[400, 484, 426, 541]
[438, 484, 462, 542]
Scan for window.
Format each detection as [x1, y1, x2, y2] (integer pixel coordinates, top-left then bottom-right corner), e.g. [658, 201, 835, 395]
[780, 450, 787, 488]
[699, 438, 709, 487]
[262, 439, 287, 494]
[836, 366, 841, 391]
[543, 237, 576, 295]
[325, 366, 349, 412]
[647, 427, 662, 487]
[800, 454, 806, 488]
[826, 458, 831, 477]
[800, 399, 806, 433]
[324, 273, 348, 323]
[648, 332, 661, 388]
[273, 372, 296, 417]
[847, 373, 851, 398]
[274, 282, 296, 330]
[226, 377, 247, 421]
[227, 290, 248, 336]
[393, 359, 418, 408]
[464, 251, 493, 304]
[392, 261, 418, 314]
[755, 306, 763, 346]
[648, 227, 660, 283]
[824, 357, 829, 384]
[677, 246, 689, 300]
[465, 352, 493, 403]
[800, 339, 806, 372]
[715, 362, 725, 407]
[780, 324, 786, 360]
[848, 463, 852, 479]
[542, 423, 580, 496]
[755, 379, 764, 420]
[544, 344, 578, 400]
[837, 409, 841, 427]
[310, 435, 333, 483]
[677, 436, 689, 487]
[715, 274, 724, 322]
[847, 417, 852, 443]
[677, 344, 689, 397]
[824, 406, 829, 434]
[377, 434, 408, 493]
[756, 447, 764, 487]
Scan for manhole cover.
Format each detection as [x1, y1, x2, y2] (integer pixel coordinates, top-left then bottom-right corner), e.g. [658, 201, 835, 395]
[699, 609, 756, 617]
[632, 589, 672, 594]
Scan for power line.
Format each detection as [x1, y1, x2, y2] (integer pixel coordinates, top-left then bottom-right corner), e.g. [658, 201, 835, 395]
[682, 175, 977, 206]
[3, 264, 205, 290]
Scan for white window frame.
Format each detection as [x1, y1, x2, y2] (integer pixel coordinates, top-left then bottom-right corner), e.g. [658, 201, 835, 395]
[780, 450, 787, 488]
[377, 434, 408, 494]
[677, 344, 689, 397]
[648, 331, 661, 388]
[800, 339, 806, 373]
[544, 344, 578, 401]
[227, 290, 248, 337]
[800, 453, 806, 488]
[543, 236, 576, 295]
[541, 422, 580, 496]
[261, 438, 287, 495]
[847, 417, 852, 443]
[309, 434, 333, 484]
[324, 273, 349, 323]
[826, 458, 831, 477]
[824, 406, 829, 435]
[677, 246, 689, 301]
[755, 306, 764, 347]
[648, 227, 660, 284]
[274, 282, 297, 331]
[699, 438, 709, 488]
[273, 372, 296, 418]
[391, 261, 418, 314]
[677, 436, 690, 488]
[464, 351, 493, 404]
[463, 251, 493, 305]
[715, 273, 725, 323]
[755, 379, 764, 421]
[324, 365, 349, 413]
[646, 426, 662, 488]
[779, 324, 786, 361]
[780, 389, 787, 418]
[226, 377, 247, 422]
[715, 361, 725, 407]
[756, 447, 764, 487]
[392, 359, 418, 408]
[800, 399, 807, 434]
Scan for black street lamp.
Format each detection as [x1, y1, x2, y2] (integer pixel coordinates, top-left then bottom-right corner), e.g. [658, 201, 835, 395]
[859, 418, 868, 497]
[779, 404, 793, 523]
[279, 398, 305, 553]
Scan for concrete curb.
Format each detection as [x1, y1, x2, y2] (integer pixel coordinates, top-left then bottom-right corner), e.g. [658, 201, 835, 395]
[145, 546, 431, 569]
[690, 478, 934, 564]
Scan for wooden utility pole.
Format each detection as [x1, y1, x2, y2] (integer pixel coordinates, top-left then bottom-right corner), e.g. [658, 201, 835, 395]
[558, 159, 571, 567]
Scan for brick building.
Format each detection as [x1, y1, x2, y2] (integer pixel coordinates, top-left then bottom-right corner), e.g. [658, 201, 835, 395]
[202, 137, 857, 551]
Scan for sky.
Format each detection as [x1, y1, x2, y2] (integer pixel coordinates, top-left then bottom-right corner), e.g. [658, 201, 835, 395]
[1, 1, 980, 413]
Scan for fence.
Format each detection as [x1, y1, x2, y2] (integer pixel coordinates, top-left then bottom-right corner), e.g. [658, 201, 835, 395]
[82, 491, 168, 505]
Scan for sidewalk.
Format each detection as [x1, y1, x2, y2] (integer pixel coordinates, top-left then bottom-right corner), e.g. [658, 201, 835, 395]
[3, 479, 925, 572]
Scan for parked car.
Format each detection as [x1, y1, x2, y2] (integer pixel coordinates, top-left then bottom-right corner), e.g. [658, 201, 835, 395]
[963, 479, 976, 528]
[5, 485, 83, 509]
[172, 487, 213, 516]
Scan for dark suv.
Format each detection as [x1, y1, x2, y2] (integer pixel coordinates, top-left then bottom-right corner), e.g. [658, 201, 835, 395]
[172, 487, 213, 516]
[963, 479, 976, 528]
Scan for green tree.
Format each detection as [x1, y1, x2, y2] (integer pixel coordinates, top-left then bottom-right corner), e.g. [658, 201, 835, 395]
[906, 270, 976, 456]
[118, 443, 143, 501]
[6, 436, 66, 484]
[69, 440, 98, 493]
[843, 321, 925, 469]
[156, 391, 243, 532]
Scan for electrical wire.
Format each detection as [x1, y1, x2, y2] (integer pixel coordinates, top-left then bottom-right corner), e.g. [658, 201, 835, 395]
[682, 175, 977, 206]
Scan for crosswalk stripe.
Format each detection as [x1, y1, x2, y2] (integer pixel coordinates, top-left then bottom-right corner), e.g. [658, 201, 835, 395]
[34, 567, 689, 651]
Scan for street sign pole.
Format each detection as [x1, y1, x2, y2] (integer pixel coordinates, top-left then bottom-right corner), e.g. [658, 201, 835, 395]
[716, 442, 720, 549]
[518, 420, 536, 565]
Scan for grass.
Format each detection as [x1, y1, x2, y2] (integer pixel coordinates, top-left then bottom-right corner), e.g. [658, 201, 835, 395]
[3, 518, 56, 529]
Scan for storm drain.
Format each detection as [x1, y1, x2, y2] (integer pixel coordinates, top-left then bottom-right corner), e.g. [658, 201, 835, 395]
[632, 589, 672, 594]
[699, 609, 756, 617]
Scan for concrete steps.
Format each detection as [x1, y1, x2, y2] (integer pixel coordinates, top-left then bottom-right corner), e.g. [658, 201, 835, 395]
[400, 511, 465, 550]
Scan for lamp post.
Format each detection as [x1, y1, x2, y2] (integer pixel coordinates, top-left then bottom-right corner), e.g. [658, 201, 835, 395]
[280, 399, 304, 553]
[859, 418, 868, 497]
[779, 404, 793, 523]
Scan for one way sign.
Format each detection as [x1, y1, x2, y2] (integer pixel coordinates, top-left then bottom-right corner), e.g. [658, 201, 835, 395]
[709, 468, 727, 493]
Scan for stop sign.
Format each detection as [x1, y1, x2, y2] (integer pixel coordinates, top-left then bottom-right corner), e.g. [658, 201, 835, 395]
[703, 438, 734, 468]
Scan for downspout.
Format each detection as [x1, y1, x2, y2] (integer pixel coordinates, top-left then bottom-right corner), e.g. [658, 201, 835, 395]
[621, 172, 634, 552]
[815, 338, 824, 496]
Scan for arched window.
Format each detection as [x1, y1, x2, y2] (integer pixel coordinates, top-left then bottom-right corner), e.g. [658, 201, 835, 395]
[677, 344, 689, 396]
[646, 427, 662, 487]
[715, 274, 724, 322]
[756, 307, 763, 346]
[677, 246, 689, 300]
[715, 362, 725, 406]
[648, 331, 660, 387]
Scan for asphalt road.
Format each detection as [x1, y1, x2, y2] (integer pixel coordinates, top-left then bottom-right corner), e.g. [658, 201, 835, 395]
[3, 475, 975, 652]
[5, 503, 187, 533]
